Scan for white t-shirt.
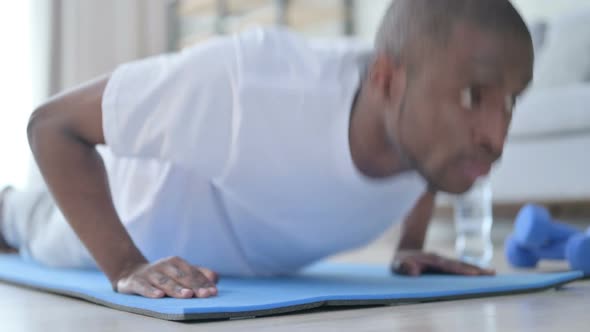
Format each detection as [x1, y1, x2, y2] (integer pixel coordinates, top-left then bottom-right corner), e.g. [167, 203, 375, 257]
[101, 27, 426, 276]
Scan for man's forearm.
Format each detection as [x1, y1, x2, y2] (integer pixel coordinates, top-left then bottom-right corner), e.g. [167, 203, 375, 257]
[397, 191, 436, 251]
[27, 77, 147, 287]
[392, 191, 495, 276]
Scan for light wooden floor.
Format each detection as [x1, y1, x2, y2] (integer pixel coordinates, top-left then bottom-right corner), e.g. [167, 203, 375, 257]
[1, 221, 588, 332]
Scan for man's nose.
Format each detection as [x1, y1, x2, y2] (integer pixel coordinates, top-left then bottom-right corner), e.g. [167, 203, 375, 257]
[475, 106, 509, 159]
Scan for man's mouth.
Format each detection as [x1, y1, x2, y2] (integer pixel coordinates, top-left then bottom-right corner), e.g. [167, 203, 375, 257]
[461, 159, 492, 182]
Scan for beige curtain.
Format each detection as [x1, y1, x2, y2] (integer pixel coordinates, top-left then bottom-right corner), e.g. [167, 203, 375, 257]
[27, 0, 172, 189]
[44, 0, 172, 94]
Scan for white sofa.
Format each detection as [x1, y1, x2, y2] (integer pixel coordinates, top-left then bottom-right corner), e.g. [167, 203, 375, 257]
[490, 8, 590, 204]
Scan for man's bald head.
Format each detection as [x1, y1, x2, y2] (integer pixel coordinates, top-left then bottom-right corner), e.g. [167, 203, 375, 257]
[375, 0, 531, 67]
[354, 0, 535, 194]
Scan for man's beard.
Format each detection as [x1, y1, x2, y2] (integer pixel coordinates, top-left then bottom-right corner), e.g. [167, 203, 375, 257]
[386, 91, 441, 192]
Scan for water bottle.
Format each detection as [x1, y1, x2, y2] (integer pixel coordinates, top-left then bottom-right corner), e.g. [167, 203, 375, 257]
[453, 176, 494, 267]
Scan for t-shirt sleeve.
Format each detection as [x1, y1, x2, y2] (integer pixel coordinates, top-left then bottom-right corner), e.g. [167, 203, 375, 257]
[101, 36, 237, 178]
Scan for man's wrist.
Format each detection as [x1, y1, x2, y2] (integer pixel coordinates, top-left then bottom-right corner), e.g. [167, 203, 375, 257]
[102, 242, 148, 289]
[397, 234, 425, 251]
[397, 243, 423, 252]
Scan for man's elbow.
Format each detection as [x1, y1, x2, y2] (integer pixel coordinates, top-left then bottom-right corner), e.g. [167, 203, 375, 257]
[29, 76, 108, 149]
[28, 104, 51, 146]
[27, 101, 68, 152]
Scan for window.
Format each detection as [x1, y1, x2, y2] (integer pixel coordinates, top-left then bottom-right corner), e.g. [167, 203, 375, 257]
[0, 1, 33, 189]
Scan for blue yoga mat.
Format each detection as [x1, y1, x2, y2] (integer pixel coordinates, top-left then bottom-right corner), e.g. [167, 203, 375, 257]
[0, 254, 582, 321]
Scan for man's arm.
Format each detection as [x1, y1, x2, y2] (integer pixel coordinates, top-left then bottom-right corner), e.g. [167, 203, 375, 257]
[396, 191, 436, 251]
[392, 191, 494, 276]
[28, 76, 218, 298]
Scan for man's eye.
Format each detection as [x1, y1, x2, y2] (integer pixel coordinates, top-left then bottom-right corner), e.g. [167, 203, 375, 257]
[460, 86, 482, 110]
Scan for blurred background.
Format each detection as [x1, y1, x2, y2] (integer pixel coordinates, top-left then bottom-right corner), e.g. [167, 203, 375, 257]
[0, 0, 589, 221]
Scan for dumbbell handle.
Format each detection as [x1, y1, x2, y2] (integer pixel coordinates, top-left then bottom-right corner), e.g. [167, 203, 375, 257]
[534, 241, 567, 260]
[547, 220, 581, 242]
[516, 218, 580, 248]
[527, 233, 586, 261]
[566, 233, 590, 274]
[505, 236, 566, 268]
[513, 204, 584, 249]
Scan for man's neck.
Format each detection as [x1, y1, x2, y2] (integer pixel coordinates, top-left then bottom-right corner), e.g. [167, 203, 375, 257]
[348, 81, 412, 179]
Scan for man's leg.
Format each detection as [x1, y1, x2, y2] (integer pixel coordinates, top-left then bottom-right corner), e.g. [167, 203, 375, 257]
[0, 187, 95, 268]
[0, 187, 17, 252]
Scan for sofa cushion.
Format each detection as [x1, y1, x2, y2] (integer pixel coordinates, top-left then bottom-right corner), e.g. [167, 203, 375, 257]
[532, 7, 590, 88]
[509, 84, 590, 140]
[529, 21, 548, 56]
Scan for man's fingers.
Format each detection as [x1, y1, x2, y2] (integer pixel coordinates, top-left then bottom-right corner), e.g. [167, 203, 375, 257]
[190, 267, 218, 297]
[197, 267, 220, 284]
[393, 252, 497, 277]
[113, 258, 220, 299]
[451, 261, 495, 275]
[167, 256, 217, 285]
[397, 253, 447, 275]
[405, 261, 422, 276]
[392, 259, 422, 276]
[148, 271, 194, 298]
[161, 262, 216, 297]
[194, 267, 219, 296]
[434, 261, 479, 275]
[117, 278, 164, 298]
[461, 260, 495, 275]
[135, 280, 166, 298]
[163, 257, 217, 298]
[423, 256, 494, 276]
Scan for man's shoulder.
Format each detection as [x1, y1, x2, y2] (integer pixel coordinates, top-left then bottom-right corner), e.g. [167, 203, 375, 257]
[234, 27, 371, 83]
[233, 27, 318, 74]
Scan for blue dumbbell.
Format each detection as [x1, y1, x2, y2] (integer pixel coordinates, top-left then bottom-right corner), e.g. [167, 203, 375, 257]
[513, 204, 580, 249]
[565, 229, 590, 275]
[504, 234, 569, 268]
[506, 229, 590, 274]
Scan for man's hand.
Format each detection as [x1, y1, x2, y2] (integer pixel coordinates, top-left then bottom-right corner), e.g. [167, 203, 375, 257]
[391, 250, 495, 276]
[27, 77, 217, 297]
[116, 256, 219, 299]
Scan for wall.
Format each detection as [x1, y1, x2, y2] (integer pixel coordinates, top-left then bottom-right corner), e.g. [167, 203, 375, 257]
[511, 0, 589, 23]
[354, 0, 590, 43]
[353, 0, 389, 43]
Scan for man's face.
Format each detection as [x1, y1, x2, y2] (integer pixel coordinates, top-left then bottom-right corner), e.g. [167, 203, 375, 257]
[392, 23, 533, 194]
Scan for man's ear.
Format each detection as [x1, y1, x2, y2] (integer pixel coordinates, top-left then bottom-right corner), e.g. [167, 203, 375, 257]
[369, 53, 407, 107]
